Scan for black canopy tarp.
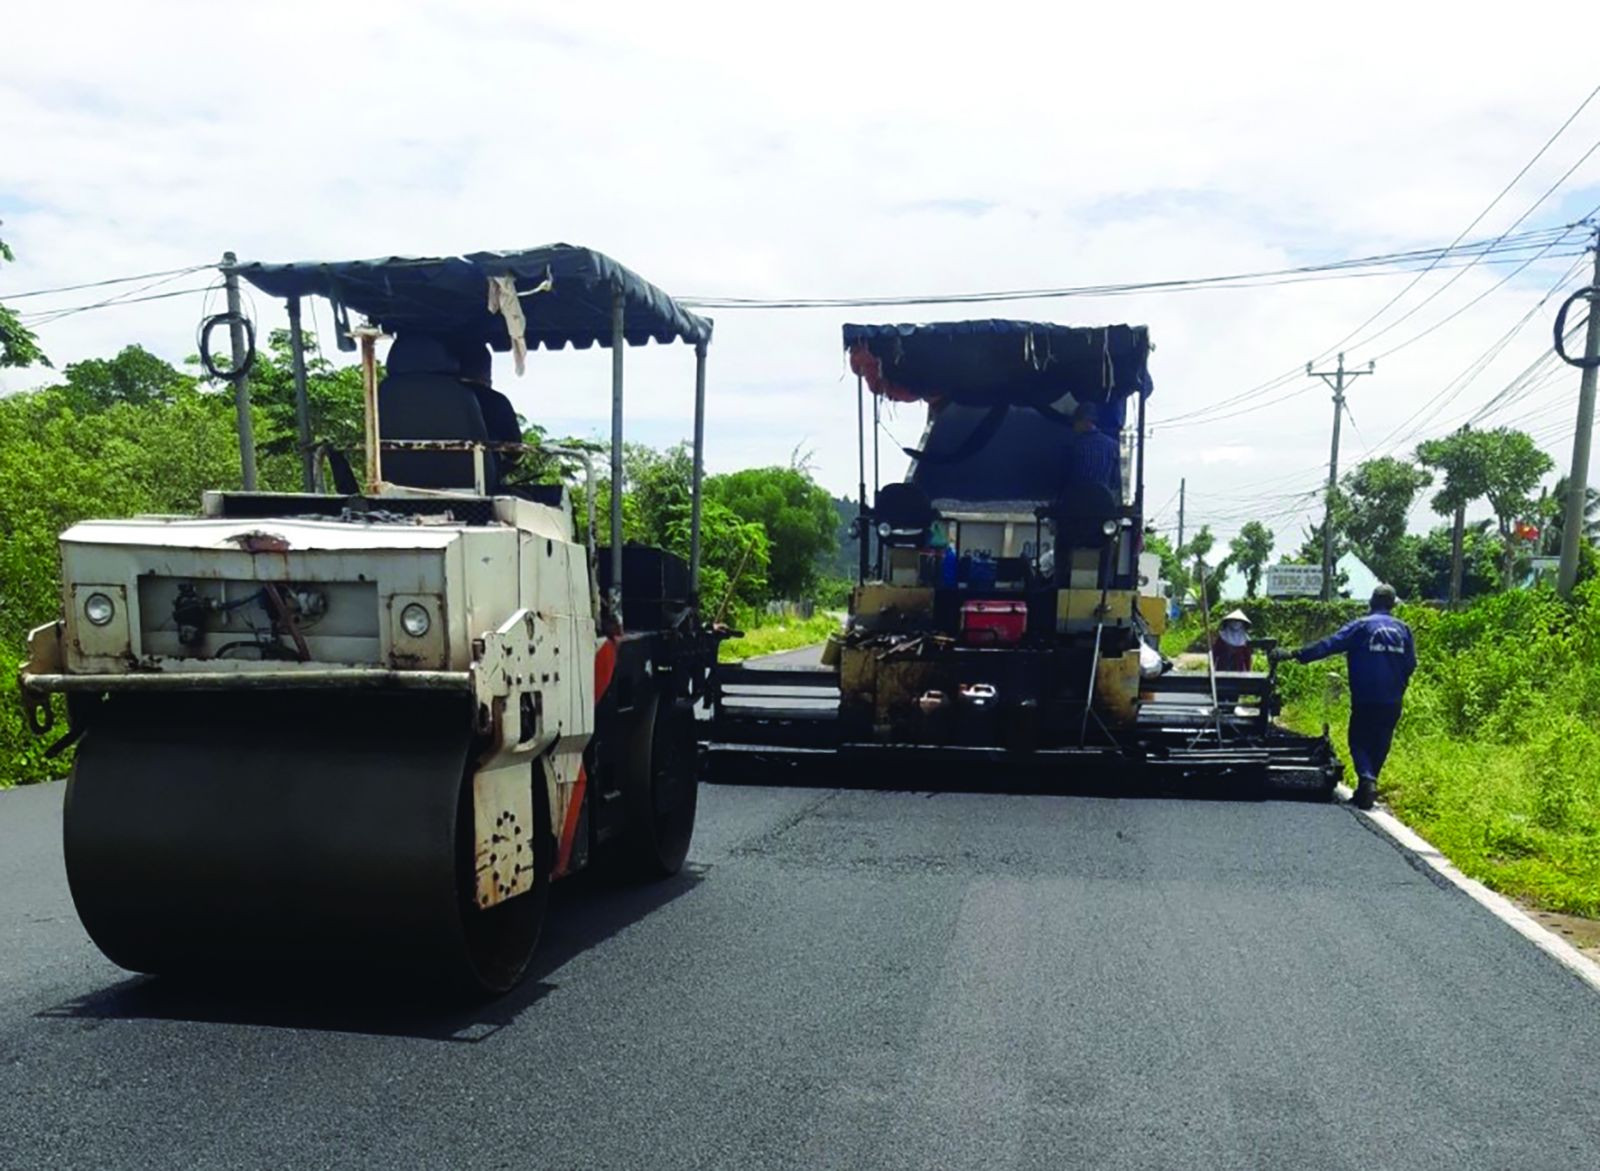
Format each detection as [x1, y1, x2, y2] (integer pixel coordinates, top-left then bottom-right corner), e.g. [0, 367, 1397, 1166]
[232, 245, 712, 351]
[843, 319, 1150, 407]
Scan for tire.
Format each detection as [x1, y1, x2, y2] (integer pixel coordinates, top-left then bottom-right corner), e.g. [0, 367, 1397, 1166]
[616, 692, 699, 878]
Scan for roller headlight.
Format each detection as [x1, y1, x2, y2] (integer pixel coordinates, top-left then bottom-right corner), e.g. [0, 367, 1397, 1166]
[400, 603, 432, 638]
[84, 592, 116, 626]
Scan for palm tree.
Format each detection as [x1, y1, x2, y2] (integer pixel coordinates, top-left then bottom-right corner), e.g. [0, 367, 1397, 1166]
[1536, 475, 1600, 556]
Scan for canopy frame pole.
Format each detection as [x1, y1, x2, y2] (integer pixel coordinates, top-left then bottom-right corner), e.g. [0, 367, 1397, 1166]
[357, 327, 383, 492]
[856, 375, 869, 584]
[609, 285, 626, 628]
[689, 341, 708, 606]
[872, 390, 881, 498]
[1134, 390, 1147, 524]
[286, 295, 316, 493]
[221, 251, 258, 491]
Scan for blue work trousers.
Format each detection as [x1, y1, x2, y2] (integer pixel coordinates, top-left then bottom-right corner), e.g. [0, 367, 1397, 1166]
[1348, 703, 1403, 783]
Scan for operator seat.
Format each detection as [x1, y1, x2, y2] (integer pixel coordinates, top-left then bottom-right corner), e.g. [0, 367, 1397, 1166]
[874, 481, 937, 546]
[378, 334, 495, 491]
[1053, 481, 1120, 551]
[454, 340, 524, 481]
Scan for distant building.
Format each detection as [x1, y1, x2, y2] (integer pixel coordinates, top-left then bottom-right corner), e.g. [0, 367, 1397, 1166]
[1221, 552, 1380, 601]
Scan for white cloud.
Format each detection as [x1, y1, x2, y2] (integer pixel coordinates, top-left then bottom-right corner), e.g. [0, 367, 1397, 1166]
[2, 0, 1597, 551]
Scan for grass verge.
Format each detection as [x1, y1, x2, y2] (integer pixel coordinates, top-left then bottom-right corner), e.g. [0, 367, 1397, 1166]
[718, 613, 841, 663]
[1272, 583, 1600, 917]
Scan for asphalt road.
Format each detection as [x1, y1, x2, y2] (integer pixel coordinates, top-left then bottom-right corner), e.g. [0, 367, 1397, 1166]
[5, 771, 1600, 1168]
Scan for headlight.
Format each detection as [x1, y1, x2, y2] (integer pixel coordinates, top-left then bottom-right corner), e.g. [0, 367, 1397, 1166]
[84, 592, 116, 626]
[877, 522, 892, 538]
[400, 603, 432, 638]
[1101, 518, 1119, 537]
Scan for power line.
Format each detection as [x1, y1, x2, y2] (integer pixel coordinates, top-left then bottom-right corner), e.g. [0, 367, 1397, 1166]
[1153, 84, 1600, 431]
[1323, 82, 1600, 358]
[1158, 225, 1591, 434]
[680, 226, 1579, 311]
[1358, 252, 1591, 455]
[1345, 148, 1600, 364]
[18, 284, 213, 324]
[2, 262, 212, 301]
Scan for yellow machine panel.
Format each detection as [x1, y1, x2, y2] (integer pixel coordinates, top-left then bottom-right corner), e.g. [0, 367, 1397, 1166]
[852, 584, 935, 631]
[1056, 588, 1138, 631]
[1137, 595, 1168, 635]
[1095, 650, 1142, 726]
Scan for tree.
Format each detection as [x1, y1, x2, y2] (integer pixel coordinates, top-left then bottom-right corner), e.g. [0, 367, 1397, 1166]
[1293, 518, 1350, 594]
[625, 443, 696, 540]
[1536, 475, 1600, 556]
[1228, 521, 1274, 597]
[1178, 525, 1231, 610]
[707, 465, 838, 600]
[1418, 428, 1494, 605]
[576, 442, 772, 620]
[1479, 430, 1553, 588]
[59, 344, 196, 412]
[0, 227, 49, 370]
[1411, 522, 1500, 601]
[224, 329, 367, 489]
[1144, 531, 1188, 603]
[1341, 456, 1432, 585]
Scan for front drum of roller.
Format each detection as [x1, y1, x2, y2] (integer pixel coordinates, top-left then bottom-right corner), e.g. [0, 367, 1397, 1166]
[62, 691, 545, 996]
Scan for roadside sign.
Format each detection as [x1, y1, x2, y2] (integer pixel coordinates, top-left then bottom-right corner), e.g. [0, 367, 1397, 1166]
[1266, 564, 1323, 598]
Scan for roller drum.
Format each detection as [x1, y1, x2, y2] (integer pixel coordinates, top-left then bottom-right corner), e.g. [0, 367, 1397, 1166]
[63, 691, 541, 994]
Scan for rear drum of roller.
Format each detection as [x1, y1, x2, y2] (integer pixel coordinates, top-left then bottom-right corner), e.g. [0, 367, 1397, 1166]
[63, 691, 545, 995]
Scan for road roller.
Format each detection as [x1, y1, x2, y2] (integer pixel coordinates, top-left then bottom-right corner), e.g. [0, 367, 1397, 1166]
[19, 246, 720, 995]
[706, 319, 1340, 797]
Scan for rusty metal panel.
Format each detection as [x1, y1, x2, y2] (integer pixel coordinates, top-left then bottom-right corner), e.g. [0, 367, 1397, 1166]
[1095, 650, 1142, 726]
[66, 584, 131, 669]
[473, 763, 534, 909]
[387, 591, 448, 669]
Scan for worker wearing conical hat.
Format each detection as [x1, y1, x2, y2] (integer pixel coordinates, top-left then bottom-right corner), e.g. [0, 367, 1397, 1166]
[1211, 609, 1253, 672]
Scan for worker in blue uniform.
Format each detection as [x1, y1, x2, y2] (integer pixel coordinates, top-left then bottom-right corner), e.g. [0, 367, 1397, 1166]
[1270, 584, 1415, 810]
[1064, 402, 1121, 495]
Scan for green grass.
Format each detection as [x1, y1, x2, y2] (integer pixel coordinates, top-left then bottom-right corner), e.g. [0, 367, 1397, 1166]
[1159, 611, 1206, 658]
[1273, 583, 1600, 917]
[717, 613, 841, 663]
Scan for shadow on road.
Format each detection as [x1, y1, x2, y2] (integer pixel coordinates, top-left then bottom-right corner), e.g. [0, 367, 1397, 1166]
[37, 866, 706, 1043]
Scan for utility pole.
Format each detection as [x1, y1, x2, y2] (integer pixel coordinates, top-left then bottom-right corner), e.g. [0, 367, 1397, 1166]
[1557, 235, 1600, 597]
[1176, 477, 1186, 552]
[221, 252, 257, 491]
[1308, 353, 1374, 600]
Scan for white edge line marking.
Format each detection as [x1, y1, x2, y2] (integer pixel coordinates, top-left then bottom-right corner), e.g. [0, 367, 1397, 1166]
[1347, 787, 1600, 996]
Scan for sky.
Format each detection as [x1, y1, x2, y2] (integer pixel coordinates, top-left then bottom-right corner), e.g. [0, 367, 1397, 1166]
[3, 0, 1599, 562]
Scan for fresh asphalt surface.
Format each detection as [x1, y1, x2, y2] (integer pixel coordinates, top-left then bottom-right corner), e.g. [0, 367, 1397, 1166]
[4, 654, 1600, 1168]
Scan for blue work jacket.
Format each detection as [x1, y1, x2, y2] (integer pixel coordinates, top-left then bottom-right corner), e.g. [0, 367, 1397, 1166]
[1294, 611, 1416, 705]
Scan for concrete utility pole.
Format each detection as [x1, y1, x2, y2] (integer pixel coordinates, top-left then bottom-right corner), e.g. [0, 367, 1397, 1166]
[1556, 236, 1600, 597]
[221, 251, 257, 491]
[1176, 477, 1186, 552]
[1308, 353, 1374, 600]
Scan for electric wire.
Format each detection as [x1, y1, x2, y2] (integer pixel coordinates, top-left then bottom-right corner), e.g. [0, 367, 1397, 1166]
[1357, 254, 1591, 456]
[681, 227, 1579, 310]
[1153, 82, 1600, 432]
[3, 263, 211, 300]
[18, 283, 213, 325]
